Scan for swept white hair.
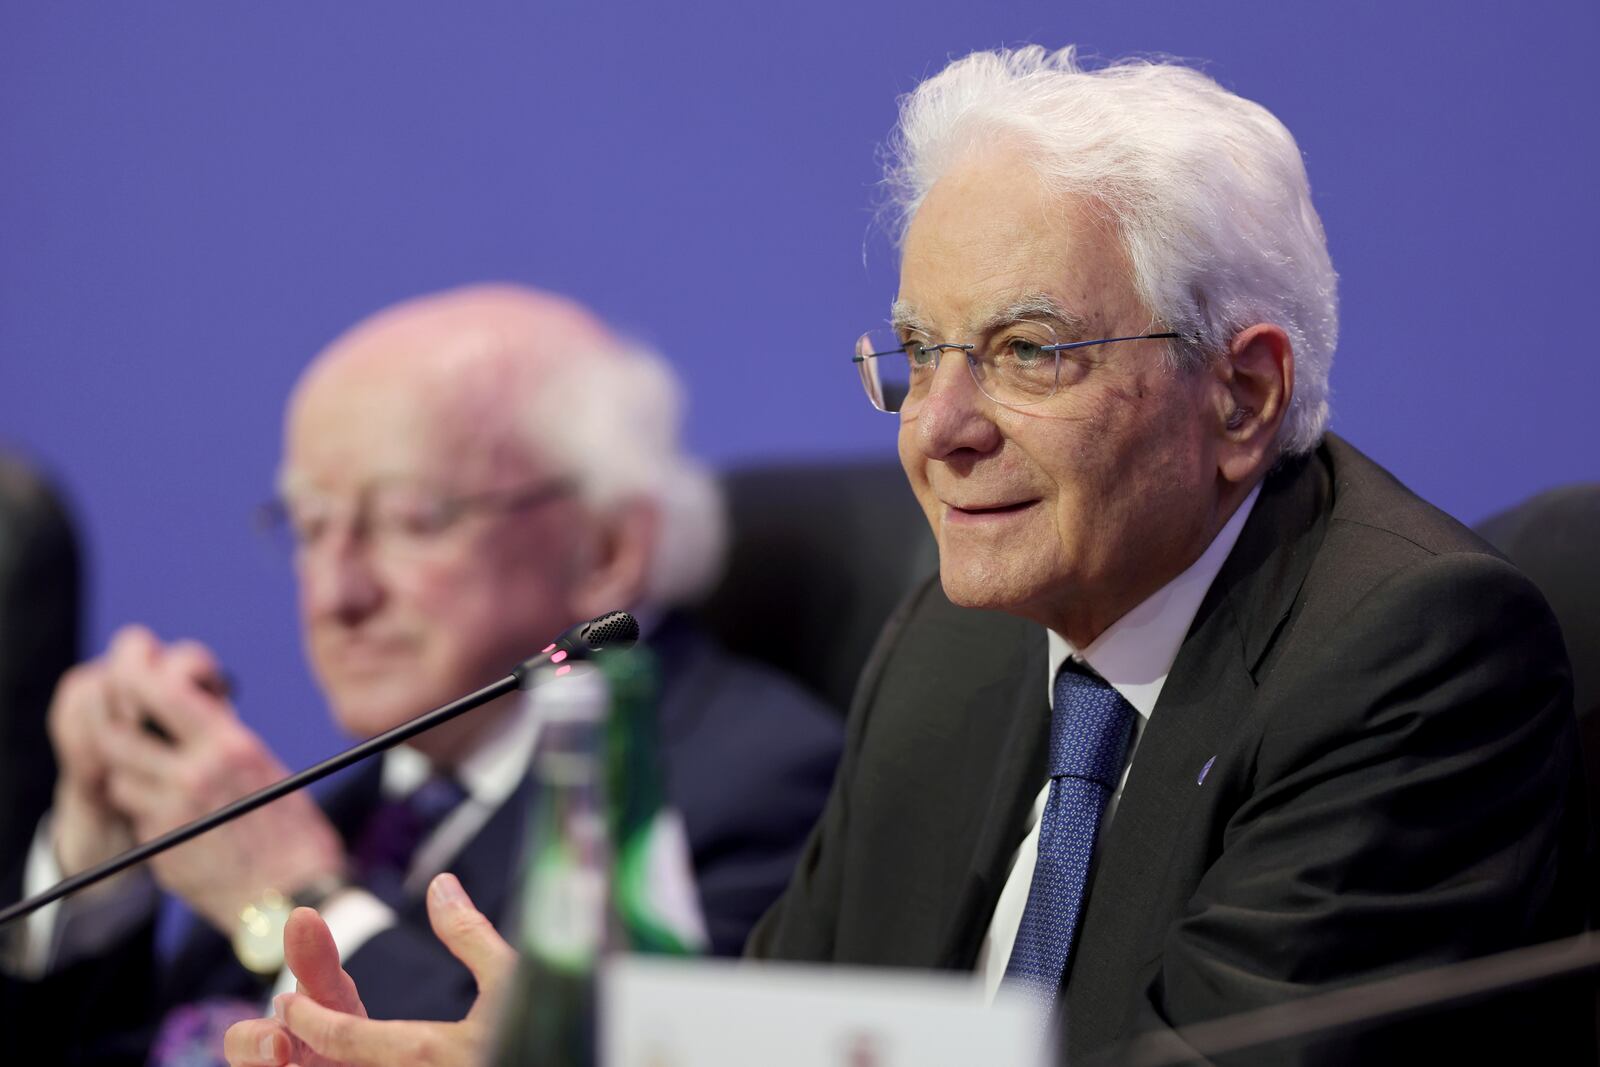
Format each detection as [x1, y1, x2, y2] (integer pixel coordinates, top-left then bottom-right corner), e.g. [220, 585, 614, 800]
[527, 339, 726, 608]
[886, 46, 1338, 455]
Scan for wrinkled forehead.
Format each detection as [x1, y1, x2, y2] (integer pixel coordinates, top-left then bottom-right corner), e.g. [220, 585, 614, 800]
[897, 154, 1137, 338]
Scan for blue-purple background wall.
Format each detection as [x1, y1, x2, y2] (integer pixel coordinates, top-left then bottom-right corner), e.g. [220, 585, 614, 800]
[2, 2, 1596, 770]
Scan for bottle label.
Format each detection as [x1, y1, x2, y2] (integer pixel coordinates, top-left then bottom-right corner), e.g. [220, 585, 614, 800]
[525, 819, 607, 974]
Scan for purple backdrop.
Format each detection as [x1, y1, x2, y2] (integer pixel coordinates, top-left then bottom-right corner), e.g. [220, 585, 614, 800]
[2, 2, 1596, 770]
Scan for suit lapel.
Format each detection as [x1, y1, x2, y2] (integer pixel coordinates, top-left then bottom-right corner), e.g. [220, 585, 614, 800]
[1064, 449, 1332, 1053]
[319, 760, 386, 845]
[442, 771, 535, 933]
[939, 636, 1050, 968]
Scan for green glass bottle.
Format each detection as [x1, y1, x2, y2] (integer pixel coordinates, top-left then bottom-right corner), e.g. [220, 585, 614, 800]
[489, 648, 701, 1066]
[601, 648, 706, 956]
[488, 661, 616, 1067]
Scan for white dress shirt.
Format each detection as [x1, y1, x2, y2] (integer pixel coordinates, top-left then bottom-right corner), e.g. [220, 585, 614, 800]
[977, 486, 1260, 1001]
[13, 686, 545, 995]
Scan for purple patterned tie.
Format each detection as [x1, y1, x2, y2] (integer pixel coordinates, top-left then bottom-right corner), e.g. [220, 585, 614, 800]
[351, 774, 468, 905]
[1003, 659, 1136, 1015]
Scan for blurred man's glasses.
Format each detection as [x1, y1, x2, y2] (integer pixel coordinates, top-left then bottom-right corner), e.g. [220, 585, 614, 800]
[853, 327, 1182, 415]
[256, 478, 577, 561]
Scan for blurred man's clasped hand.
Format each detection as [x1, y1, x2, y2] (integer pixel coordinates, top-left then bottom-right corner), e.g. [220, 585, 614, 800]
[50, 625, 344, 933]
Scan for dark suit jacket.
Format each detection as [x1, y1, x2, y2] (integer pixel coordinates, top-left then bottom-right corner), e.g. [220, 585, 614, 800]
[749, 435, 1589, 1065]
[6, 615, 842, 1064]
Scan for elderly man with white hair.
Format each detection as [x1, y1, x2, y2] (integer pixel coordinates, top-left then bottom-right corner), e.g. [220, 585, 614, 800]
[5, 284, 842, 1066]
[748, 46, 1588, 1062]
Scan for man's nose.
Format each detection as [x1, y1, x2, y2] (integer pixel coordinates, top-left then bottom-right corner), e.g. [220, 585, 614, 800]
[300, 528, 386, 623]
[910, 350, 1002, 459]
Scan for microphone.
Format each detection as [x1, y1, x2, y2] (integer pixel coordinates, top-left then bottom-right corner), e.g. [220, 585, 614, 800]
[0, 610, 640, 928]
[517, 610, 641, 684]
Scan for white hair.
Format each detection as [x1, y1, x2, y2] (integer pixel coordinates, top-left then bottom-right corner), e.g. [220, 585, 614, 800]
[886, 46, 1338, 455]
[525, 340, 726, 608]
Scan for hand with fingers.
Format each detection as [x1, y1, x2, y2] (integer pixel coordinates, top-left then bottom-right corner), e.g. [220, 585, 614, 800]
[47, 654, 138, 884]
[88, 624, 347, 933]
[224, 873, 516, 1067]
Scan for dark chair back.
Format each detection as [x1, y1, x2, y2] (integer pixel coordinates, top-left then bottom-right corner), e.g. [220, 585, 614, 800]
[693, 461, 937, 716]
[1477, 483, 1600, 961]
[1477, 484, 1600, 729]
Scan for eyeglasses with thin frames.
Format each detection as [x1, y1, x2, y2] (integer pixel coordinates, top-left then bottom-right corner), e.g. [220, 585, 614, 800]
[256, 477, 577, 562]
[853, 327, 1182, 415]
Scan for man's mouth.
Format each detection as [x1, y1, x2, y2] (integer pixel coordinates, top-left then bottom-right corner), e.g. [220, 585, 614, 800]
[946, 498, 1041, 520]
[322, 636, 414, 669]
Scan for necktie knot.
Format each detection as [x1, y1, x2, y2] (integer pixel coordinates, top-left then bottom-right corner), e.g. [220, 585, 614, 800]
[1048, 661, 1135, 789]
[407, 774, 469, 828]
[352, 773, 468, 884]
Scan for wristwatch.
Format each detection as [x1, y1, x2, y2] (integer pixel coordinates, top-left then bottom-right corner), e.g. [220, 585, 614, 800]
[232, 875, 349, 975]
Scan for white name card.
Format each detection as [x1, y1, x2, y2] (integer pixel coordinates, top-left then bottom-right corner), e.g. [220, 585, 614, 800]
[602, 956, 1047, 1067]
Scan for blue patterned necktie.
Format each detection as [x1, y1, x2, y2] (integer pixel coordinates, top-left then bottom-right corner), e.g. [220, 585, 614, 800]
[1003, 659, 1136, 1014]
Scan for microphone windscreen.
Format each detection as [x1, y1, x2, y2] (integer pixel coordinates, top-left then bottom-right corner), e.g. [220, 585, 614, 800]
[580, 611, 641, 651]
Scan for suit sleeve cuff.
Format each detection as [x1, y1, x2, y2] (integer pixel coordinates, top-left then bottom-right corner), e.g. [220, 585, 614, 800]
[7, 811, 156, 978]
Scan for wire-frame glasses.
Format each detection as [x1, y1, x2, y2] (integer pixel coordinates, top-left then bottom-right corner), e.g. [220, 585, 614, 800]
[853, 327, 1181, 414]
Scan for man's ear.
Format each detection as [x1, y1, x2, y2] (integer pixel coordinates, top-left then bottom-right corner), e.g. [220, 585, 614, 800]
[569, 498, 659, 621]
[1212, 323, 1294, 485]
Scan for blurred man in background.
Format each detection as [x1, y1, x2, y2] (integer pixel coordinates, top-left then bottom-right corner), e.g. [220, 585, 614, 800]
[3, 284, 841, 1065]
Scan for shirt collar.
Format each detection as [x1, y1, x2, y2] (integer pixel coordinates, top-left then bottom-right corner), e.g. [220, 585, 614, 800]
[1046, 484, 1261, 721]
[380, 694, 541, 806]
[376, 607, 664, 804]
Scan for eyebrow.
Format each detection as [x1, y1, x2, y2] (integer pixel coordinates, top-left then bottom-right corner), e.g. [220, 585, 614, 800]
[974, 295, 1092, 339]
[889, 300, 934, 337]
[889, 294, 1092, 340]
